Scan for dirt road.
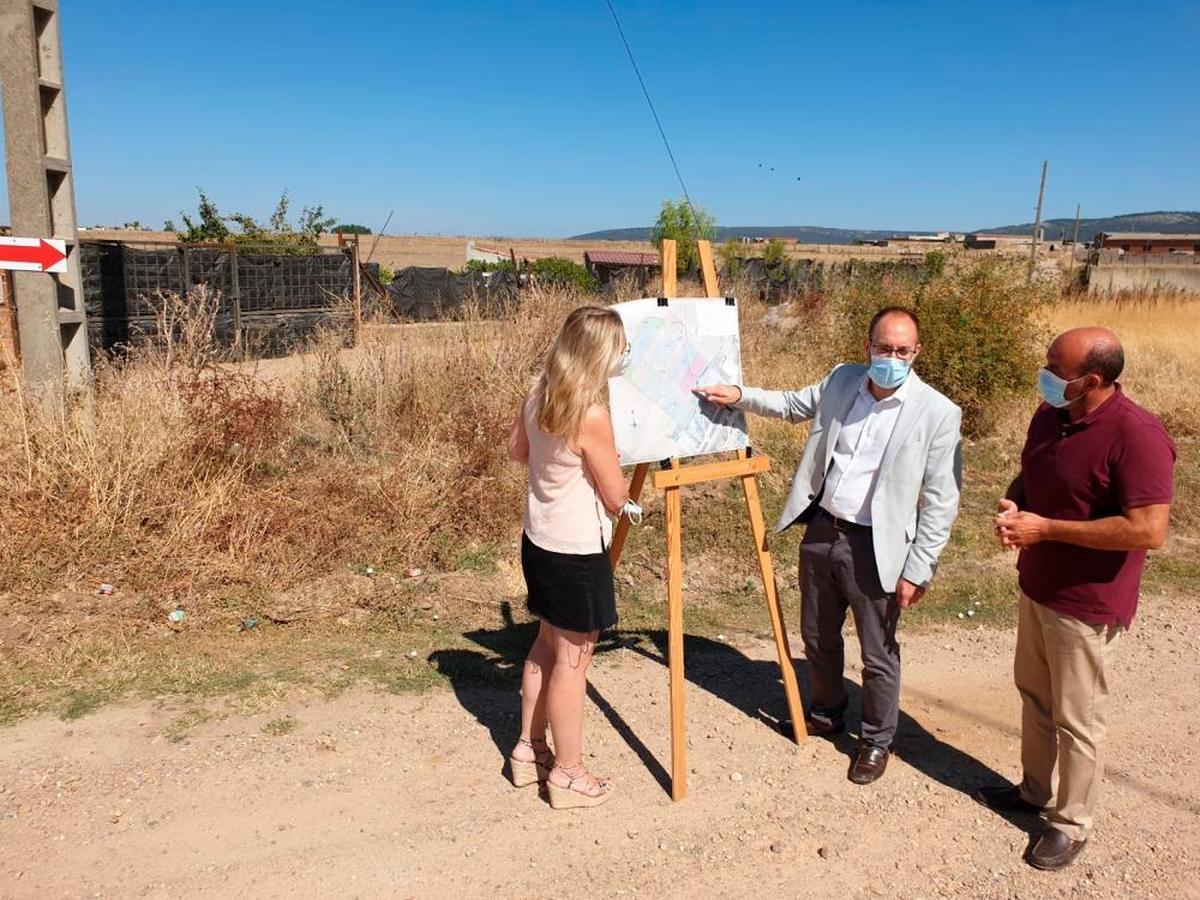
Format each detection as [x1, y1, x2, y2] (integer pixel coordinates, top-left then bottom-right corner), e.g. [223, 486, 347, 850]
[1, 596, 1197, 899]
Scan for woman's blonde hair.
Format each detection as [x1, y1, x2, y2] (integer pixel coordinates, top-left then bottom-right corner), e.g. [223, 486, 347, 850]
[535, 305, 625, 441]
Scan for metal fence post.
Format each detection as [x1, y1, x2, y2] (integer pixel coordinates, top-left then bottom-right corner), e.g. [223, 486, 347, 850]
[229, 243, 242, 356]
[350, 239, 362, 345]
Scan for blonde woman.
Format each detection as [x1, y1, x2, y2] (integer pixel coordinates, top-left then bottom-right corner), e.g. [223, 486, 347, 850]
[506, 306, 631, 809]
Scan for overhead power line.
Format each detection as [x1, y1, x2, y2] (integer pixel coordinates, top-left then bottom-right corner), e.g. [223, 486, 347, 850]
[603, 0, 702, 230]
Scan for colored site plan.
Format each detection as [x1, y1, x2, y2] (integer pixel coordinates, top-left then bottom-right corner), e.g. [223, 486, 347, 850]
[608, 298, 749, 465]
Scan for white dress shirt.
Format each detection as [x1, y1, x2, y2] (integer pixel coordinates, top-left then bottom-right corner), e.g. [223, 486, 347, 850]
[819, 375, 911, 525]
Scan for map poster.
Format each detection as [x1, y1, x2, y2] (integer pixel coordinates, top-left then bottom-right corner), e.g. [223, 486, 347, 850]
[608, 297, 750, 466]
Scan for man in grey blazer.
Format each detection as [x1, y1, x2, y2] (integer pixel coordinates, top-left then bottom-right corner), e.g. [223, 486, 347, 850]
[697, 306, 962, 783]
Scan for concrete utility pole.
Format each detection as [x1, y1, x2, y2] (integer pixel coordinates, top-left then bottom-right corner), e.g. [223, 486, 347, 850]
[1027, 159, 1048, 286]
[0, 0, 91, 410]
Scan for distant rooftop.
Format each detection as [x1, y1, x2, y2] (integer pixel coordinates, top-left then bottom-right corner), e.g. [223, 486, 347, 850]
[584, 250, 660, 266]
[1097, 232, 1200, 241]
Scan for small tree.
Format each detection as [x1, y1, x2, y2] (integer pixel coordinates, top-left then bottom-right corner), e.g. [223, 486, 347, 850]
[178, 188, 230, 243]
[163, 219, 177, 233]
[651, 197, 716, 275]
[334, 224, 372, 235]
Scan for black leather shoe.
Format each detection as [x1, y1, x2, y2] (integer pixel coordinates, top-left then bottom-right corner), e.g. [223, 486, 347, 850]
[1028, 827, 1087, 871]
[972, 783, 1043, 815]
[848, 744, 889, 784]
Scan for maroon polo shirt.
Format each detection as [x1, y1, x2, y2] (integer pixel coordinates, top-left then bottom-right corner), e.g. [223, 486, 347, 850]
[1016, 385, 1175, 628]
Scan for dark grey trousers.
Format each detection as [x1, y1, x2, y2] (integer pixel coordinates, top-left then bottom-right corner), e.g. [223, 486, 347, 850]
[799, 510, 901, 748]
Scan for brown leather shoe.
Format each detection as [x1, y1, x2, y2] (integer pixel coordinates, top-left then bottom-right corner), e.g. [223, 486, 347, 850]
[848, 744, 889, 784]
[972, 783, 1043, 815]
[1028, 827, 1087, 871]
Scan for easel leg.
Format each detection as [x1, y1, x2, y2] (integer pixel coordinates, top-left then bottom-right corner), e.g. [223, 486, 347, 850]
[663, 480, 687, 800]
[739, 455, 808, 744]
[609, 462, 649, 570]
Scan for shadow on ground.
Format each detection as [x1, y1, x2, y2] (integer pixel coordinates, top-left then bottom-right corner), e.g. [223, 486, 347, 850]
[428, 604, 1040, 838]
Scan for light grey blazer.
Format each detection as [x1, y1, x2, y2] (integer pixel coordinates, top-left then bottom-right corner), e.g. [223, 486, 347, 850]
[735, 364, 962, 592]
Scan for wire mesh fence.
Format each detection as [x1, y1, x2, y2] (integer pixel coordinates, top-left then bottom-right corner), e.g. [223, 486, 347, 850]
[386, 267, 518, 321]
[79, 241, 371, 356]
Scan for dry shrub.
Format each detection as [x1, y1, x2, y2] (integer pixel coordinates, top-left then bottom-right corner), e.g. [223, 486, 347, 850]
[827, 257, 1054, 435]
[0, 281, 587, 602]
[0, 274, 1192, 609]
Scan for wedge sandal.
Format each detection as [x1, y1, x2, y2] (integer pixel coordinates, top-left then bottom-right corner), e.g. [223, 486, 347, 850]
[546, 765, 615, 809]
[509, 737, 554, 788]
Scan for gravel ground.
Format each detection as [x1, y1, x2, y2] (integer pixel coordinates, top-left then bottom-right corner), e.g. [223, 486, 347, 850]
[1, 596, 1197, 899]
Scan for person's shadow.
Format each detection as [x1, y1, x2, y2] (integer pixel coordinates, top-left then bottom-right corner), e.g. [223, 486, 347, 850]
[429, 606, 1040, 841]
[427, 602, 672, 795]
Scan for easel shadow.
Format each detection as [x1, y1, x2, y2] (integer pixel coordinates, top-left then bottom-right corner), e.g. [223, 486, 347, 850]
[428, 610, 1039, 837]
[625, 629, 1040, 835]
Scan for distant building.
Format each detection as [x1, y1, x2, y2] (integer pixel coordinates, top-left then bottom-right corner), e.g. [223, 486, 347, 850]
[583, 250, 661, 289]
[964, 231, 1041, 250]
[466, 241, 509, 265]
[899, 232, 956, 243]
[1094, 232, 1200, 255]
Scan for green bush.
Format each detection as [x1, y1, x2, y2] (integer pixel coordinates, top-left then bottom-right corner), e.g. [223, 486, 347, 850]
[718, 239, 747, 276]
[530, 257, 597, 292]
[761, 239, 792, 283]
[334, 224, 372, 234]
[829, 258, 1051, 435]
[378, 265, 394, 285]
[464, 259, 514, 275]
[178, 189, 335, 255]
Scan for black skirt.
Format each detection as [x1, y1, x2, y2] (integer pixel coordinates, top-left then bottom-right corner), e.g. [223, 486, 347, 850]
[521, 532, 618, 634]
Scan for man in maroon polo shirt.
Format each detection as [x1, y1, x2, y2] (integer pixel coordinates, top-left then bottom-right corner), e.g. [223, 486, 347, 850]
[974, 327, 1175, 871]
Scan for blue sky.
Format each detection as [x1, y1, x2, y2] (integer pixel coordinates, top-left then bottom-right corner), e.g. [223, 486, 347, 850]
[3, 0, 1198, 236]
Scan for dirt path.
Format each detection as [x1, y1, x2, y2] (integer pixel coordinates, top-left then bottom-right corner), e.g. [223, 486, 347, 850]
[2, 598, 1197, 899]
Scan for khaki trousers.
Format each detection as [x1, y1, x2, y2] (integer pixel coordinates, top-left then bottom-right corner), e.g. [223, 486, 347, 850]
[1014, 594, 1122, 840]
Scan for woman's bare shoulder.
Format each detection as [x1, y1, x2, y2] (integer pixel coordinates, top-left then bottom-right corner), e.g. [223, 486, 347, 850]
[581, 403, 613, 433]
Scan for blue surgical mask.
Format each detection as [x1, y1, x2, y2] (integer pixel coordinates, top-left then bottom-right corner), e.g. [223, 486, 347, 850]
[868, 356, 911, 389]
[1037, 368, 1086, 408]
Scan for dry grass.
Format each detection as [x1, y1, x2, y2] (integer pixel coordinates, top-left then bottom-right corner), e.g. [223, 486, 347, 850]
[0, 284, 580, 603]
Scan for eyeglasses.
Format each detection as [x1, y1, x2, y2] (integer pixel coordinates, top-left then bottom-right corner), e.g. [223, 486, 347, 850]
[870, 343, 918, 360]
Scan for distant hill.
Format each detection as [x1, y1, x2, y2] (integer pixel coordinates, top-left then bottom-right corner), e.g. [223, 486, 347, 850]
[975, 211, 1200, 243]
[570, 211, 1200, 245]
[570, 225, 937, 244]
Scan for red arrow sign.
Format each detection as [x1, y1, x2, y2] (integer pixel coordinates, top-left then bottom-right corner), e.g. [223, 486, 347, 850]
[0, 237, 68, 273]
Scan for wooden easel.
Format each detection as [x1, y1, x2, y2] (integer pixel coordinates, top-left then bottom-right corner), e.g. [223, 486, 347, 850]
[609, 238, 807, 802]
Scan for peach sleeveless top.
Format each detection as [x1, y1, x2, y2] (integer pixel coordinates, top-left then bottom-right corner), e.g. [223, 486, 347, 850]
[522, 393, 612, 555]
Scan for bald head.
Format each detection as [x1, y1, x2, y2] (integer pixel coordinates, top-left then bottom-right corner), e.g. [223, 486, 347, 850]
[1047, 327, 1124, 385]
